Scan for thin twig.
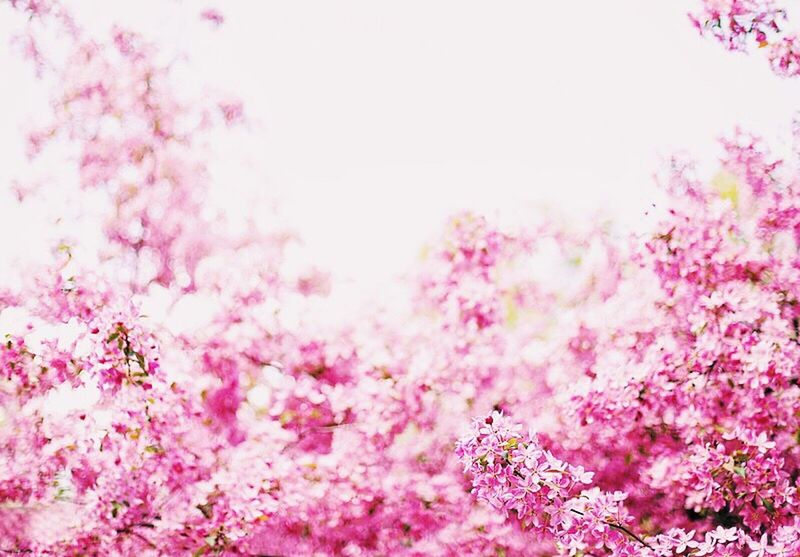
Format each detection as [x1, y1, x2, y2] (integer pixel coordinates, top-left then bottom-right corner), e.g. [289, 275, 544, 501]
[569, 509, 653, 550]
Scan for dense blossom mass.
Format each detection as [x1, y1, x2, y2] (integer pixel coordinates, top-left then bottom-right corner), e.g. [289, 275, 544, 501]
[2, 1, 800, 555]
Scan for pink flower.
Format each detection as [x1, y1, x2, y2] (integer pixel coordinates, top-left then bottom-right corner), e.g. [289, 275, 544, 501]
[200, 8, 225, 26]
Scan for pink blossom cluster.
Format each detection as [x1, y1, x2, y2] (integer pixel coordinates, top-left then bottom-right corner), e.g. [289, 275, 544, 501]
[458, 412, 800, 556]
[690, 0, 800, 76]
[690, 1, 786, 51]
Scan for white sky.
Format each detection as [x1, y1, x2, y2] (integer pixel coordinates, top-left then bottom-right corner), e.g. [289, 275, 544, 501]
[2, 1, 800, 296]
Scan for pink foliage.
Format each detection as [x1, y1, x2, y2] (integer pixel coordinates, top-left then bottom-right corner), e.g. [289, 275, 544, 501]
[2, 1, 800, 556]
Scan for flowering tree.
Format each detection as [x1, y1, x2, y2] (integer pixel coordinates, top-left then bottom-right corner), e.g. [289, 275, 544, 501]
[690, 0, 800, 76]
[2, 1, 800, 556]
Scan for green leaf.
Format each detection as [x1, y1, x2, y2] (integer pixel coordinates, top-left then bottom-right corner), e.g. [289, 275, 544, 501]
[135, 352, 147, 372]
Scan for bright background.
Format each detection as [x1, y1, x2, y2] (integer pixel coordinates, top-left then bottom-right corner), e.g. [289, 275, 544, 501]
[2, 0, 800, 299]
